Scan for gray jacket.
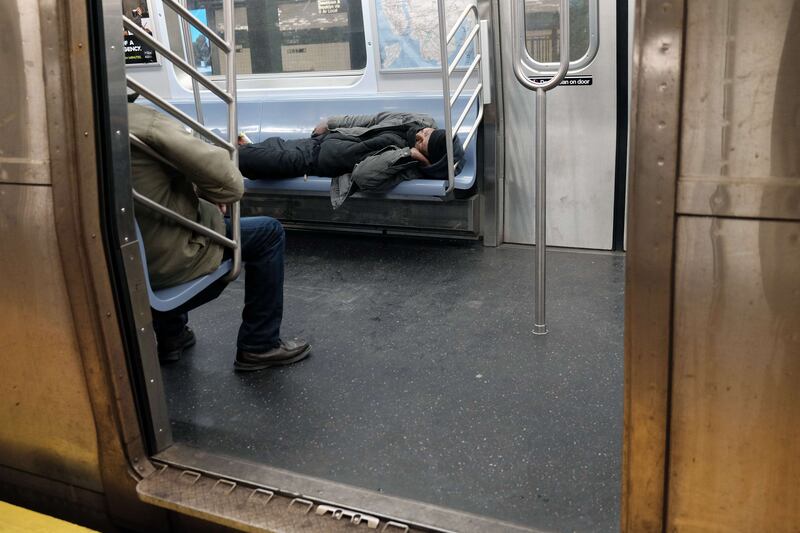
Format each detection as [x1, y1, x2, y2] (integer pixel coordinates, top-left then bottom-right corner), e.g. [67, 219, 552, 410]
[326, 112, 436, 208]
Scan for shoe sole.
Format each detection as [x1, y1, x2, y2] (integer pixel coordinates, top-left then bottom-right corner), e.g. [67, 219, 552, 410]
[233, 345, 311, 372]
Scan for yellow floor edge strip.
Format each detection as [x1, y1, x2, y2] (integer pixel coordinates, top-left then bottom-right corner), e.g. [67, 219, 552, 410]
[0, 501, 97, 532]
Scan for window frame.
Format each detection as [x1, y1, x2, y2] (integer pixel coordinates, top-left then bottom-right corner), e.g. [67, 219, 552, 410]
[173, 0, 371, 81]
[521, 0, 600, 73]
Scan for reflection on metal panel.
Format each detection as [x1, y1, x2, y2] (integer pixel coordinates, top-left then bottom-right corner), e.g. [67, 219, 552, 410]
[677, 176, 800, 221]
[0, 184, 102, 491]
[501, 0, 617, 248]
[667, 4, 800, 529]
[681, 0, 799, 180]
[669, 215, 800, 531]
[0, 0, 50, 184]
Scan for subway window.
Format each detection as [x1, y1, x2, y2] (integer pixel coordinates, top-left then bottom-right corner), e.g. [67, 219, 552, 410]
[524, 0, 594, 66]
[184, 0, 367, 75]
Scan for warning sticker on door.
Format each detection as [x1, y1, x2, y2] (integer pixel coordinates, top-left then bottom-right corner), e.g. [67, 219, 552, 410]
[528, 76, 593, 87]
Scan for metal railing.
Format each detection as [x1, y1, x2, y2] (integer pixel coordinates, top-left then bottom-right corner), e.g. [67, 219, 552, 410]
[511, 0, 571, 335]
[436, 2, 485, 194]
[123, 0, 241, 281]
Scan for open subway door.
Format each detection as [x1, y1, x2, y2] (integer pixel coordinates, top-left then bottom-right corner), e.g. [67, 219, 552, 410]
[499, 0, 622, 250]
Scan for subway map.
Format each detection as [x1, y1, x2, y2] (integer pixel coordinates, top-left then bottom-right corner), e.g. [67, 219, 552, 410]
[377, 0, 477, 70]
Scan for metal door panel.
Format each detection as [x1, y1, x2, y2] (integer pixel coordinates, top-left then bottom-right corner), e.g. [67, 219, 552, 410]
[668, 215, 800, 531]
[0, 184, 103, 491]
[501, 1, 618, 248]
[0, 0, 51, 185]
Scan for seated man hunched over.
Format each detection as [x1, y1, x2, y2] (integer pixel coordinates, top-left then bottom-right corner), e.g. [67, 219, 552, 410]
[128, 100, 310, 371]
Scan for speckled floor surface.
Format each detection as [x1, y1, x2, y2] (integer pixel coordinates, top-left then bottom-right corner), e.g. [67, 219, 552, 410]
[162, 231, 625, 533]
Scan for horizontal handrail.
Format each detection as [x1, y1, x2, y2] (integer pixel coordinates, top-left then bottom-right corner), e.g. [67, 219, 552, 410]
[462, 96, 484, 151]
[453, 83, 483, 135]
[125, 0, 241, 285]
[132, 189, 238, 250]
[127, 77, 235, 152]
[450, 54, 481, 108]
[447, 5, 479, 44]
[448, 23, 480, 77]
[161, 0, 231, 53]
[123, 16, 233, 104]
[130, 133, 241, 252]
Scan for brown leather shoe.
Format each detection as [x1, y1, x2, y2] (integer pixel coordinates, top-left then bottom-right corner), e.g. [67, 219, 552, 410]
[234, 339, 311, 372]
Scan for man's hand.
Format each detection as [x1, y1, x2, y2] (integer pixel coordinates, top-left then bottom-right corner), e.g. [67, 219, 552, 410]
[409, 147, 431, 166]
[217, 203, 227, 215]
[312, 120, 329, 137]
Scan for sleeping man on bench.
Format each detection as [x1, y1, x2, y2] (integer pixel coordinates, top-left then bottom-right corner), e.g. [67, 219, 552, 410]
[237, 112, 466, 208]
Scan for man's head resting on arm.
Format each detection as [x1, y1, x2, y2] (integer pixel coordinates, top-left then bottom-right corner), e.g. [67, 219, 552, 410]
[411, 127, 466, 178]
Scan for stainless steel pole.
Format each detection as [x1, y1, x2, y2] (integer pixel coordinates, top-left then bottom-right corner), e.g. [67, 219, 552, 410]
[223, 0, 241, 281]
[436, 0, 456, 193]
[533, 88, 547, 335]
[224, 0, 237, 159]
[179, 0, 204, 125]
[511, 0, 570, 336]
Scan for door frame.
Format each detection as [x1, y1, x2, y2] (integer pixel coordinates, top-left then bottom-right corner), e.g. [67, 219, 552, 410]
[622, 0, 686, 531]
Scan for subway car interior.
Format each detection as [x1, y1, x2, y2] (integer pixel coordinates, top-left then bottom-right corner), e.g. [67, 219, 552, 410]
[123, 0, 626, 531]
[2, 0, 798, 532]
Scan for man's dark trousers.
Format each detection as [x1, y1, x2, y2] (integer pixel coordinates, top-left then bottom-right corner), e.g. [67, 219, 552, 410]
[152, 216, 285, 352]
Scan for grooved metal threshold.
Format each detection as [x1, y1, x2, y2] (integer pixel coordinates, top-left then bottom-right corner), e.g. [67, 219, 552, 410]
[142, 443, 542, 533]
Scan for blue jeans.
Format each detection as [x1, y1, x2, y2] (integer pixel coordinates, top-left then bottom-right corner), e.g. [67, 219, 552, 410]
[152, 216, 285, 352]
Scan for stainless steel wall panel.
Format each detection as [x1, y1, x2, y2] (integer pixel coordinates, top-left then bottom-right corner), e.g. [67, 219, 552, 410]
[664, 2, 800, 530]
[0, 0, 51, 185]
[501, 0, 618, 249]
[680, 0, 798, 180]
[668, 215, 800, 532]
[479, 0, 503, 247]
[0, 184, 102, 491]
[677, 176, 800, 221]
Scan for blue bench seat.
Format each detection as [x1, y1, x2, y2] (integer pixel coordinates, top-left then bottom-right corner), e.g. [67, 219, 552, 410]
[173, 94, 479, 200]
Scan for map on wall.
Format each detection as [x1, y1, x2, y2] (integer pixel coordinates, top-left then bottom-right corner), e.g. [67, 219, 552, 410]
[377, 0, 477, 70]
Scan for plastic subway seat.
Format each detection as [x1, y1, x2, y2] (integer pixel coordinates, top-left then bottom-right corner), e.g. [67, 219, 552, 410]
[135, 222, 232, 313]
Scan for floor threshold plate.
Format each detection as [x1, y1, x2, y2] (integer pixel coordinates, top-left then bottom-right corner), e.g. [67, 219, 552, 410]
[143, 445, 543, 533]
[137, 462, 421, 533]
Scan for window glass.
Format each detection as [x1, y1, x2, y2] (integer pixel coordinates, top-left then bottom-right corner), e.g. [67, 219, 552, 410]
[375, 0, 476, 71]
[185, 0, 367, 75]
[524, 0, 591, 64]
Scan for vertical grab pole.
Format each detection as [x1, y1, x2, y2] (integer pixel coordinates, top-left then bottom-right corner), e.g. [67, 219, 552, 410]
[180, 0, 204, 125]
[534, 88, 547, 334]
[436, 0, 456, 194]
[223, 0, 241, 281]
[511, 0, 570, 335]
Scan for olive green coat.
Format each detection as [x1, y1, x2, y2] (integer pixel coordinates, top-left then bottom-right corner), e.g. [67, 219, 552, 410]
[128, 103, 244, 289]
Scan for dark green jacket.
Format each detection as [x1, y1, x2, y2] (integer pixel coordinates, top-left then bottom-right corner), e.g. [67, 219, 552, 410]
[128, 103, 244, 289]
[326, 112, 436, 208]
